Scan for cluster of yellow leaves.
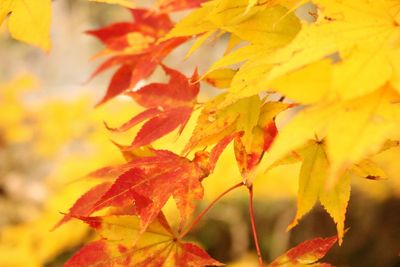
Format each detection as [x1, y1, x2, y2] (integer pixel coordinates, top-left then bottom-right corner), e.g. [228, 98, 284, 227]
[168, 0, 400, 244]
[0, 75, 38, 143]
[0, 75, 129, 158]
[0, 76, 142, 266]
[165, 0, 301, 58]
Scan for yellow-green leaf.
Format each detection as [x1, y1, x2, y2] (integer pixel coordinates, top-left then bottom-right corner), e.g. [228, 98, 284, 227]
[287, 140, 350, 244]
[288, 140, 328, 231]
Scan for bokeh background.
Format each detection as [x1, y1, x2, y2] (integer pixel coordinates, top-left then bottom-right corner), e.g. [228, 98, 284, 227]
[0, 1, 399, 266]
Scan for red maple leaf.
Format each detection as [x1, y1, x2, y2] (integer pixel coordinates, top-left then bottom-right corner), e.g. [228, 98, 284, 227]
[106, 65, 199, 149]
[85, 149, 210, 232]
[268, 235, 338, 266]
[55, 139, 229, 233]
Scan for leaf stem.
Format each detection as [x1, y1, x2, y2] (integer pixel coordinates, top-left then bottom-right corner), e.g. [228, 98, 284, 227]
[178, 181, 244, 239]
[248, 185, 263, 267]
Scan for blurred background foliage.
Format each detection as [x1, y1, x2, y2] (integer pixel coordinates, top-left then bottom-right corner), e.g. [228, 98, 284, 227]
[0, 1, 399, 267]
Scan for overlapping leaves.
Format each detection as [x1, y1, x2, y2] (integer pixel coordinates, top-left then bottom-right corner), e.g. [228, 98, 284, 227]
[164, 0, 301, 59]
[65, 212, 222, 266]
[88, 8, 187, 105]
[184, 93, 290, 182]
[105, 65, 199, 148]
[58, 149, 208, 232]
[208, 0, 400, 102]
[55, 0, 400, 265]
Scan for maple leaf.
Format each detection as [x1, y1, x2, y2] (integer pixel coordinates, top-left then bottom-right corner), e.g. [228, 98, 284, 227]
[284, 140, 350, 245]
[268, 235, 337, 267]
[87, 9, 187, 105]
[266, 138, 397, 244]
[85, 149, 211, 232]
[65, 212, 222, 266]
[57, 137, 231, 233]
[105, 65, 199, 148]
[0, 0, 51, 51]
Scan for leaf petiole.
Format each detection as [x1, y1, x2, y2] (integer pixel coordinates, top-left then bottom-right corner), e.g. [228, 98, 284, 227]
[178, 181, 244, 239]
[248, 185, 264, 267]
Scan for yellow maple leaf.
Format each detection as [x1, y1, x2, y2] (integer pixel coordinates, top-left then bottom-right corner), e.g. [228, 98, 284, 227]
[263, 137, 395, 244]
[0, 0, 51, 51]
[286, 140, 350, 244]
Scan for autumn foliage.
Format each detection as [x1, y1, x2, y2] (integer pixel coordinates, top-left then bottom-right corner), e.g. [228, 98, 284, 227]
[2, 0, 400, 266]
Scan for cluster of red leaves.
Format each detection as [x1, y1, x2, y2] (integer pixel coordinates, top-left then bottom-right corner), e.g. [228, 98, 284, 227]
[105, 65, 199, 149]
[57, 2, 338, 266]
[88, 9, 187, 105]
[57, 140, 239, 267]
